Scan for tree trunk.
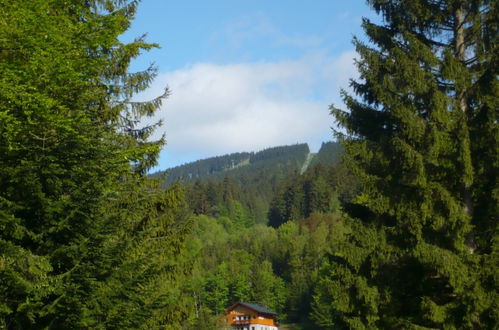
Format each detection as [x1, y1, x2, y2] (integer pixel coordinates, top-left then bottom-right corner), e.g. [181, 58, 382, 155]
[454, 3, 475, 252]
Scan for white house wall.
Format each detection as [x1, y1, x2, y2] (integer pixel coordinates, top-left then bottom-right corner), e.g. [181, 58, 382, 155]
[232, 325, 278, 330]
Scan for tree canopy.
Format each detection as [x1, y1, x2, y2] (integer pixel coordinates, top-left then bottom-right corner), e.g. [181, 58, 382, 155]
[0, 1, 191, 328]
[313, 0, 498, 328]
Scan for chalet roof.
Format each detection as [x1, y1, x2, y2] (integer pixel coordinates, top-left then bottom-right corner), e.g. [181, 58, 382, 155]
[227, 301, 276, 315]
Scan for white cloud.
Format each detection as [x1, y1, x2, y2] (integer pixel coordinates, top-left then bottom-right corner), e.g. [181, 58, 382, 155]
[139, 51, 358, 170]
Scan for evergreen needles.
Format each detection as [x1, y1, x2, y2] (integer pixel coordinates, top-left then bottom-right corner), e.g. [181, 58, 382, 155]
[312, 0, 498, 328]
[0, 1, 191, 328]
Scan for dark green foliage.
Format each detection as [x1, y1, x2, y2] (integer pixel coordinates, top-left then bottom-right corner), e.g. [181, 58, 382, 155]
[311, 141, 344, 166]
[248, 144, 309, 164]
[268, 161, 357, 228]
[312, 0, 498, 328]
[155, 143, 310, 186]
[170, 144, 312, 224]
[151, 152, 252, 185]
[0, 0, 191, 328]
[171, 142, 347, 227]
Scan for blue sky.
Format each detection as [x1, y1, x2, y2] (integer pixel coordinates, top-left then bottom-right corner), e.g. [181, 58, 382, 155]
[124, 1, 376, 170]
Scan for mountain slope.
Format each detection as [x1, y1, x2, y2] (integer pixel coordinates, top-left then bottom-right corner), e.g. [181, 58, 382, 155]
[150, 142, 343, 224]
[300, 152, 316, 174]
[151, 143, 310, 186]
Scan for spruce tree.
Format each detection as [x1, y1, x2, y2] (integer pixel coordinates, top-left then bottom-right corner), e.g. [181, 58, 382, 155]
[0, 0, 192, 328]
[312, 0, 497, 328]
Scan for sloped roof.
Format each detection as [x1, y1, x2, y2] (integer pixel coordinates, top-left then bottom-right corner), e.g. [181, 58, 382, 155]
[226, 301, 276, 315]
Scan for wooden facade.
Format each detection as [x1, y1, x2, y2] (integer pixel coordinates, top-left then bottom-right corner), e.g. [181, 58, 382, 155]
[224, 302, 278, 330]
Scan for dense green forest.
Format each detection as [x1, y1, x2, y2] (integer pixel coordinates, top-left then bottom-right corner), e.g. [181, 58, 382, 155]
[0, 1, 191, 328]
[1, 0, 497, 329]
[152, 143, 311, 186]
[151, 142, 344, 225]
[175, 154, 358, 328]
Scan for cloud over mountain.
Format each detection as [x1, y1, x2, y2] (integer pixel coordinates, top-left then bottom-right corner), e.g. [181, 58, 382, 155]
[140, 51, 357, 169]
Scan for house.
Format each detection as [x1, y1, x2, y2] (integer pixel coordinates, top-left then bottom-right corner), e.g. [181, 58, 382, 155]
[224, 301, 278, 330]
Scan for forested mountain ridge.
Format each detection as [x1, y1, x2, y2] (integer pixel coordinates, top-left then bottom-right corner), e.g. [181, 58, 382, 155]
[152, 142, 343, 185]
[151, 143, 311, 186]
[150, 142, 344, 224]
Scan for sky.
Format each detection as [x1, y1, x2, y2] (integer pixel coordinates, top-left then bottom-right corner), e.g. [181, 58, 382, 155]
[123, 1, 377, 170]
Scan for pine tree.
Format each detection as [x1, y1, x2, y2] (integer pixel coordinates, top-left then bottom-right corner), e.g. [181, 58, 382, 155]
[313, 0, 497, 328]
[203, 263, 230, 315]
[0, 0, 192, 328]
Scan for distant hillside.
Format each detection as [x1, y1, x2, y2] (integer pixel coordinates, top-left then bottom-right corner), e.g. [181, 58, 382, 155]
[312, 141, 343, 166]
[152, 142, 343, 184]
[151, 143, 311, 186]
[150, 142, 343, 224]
